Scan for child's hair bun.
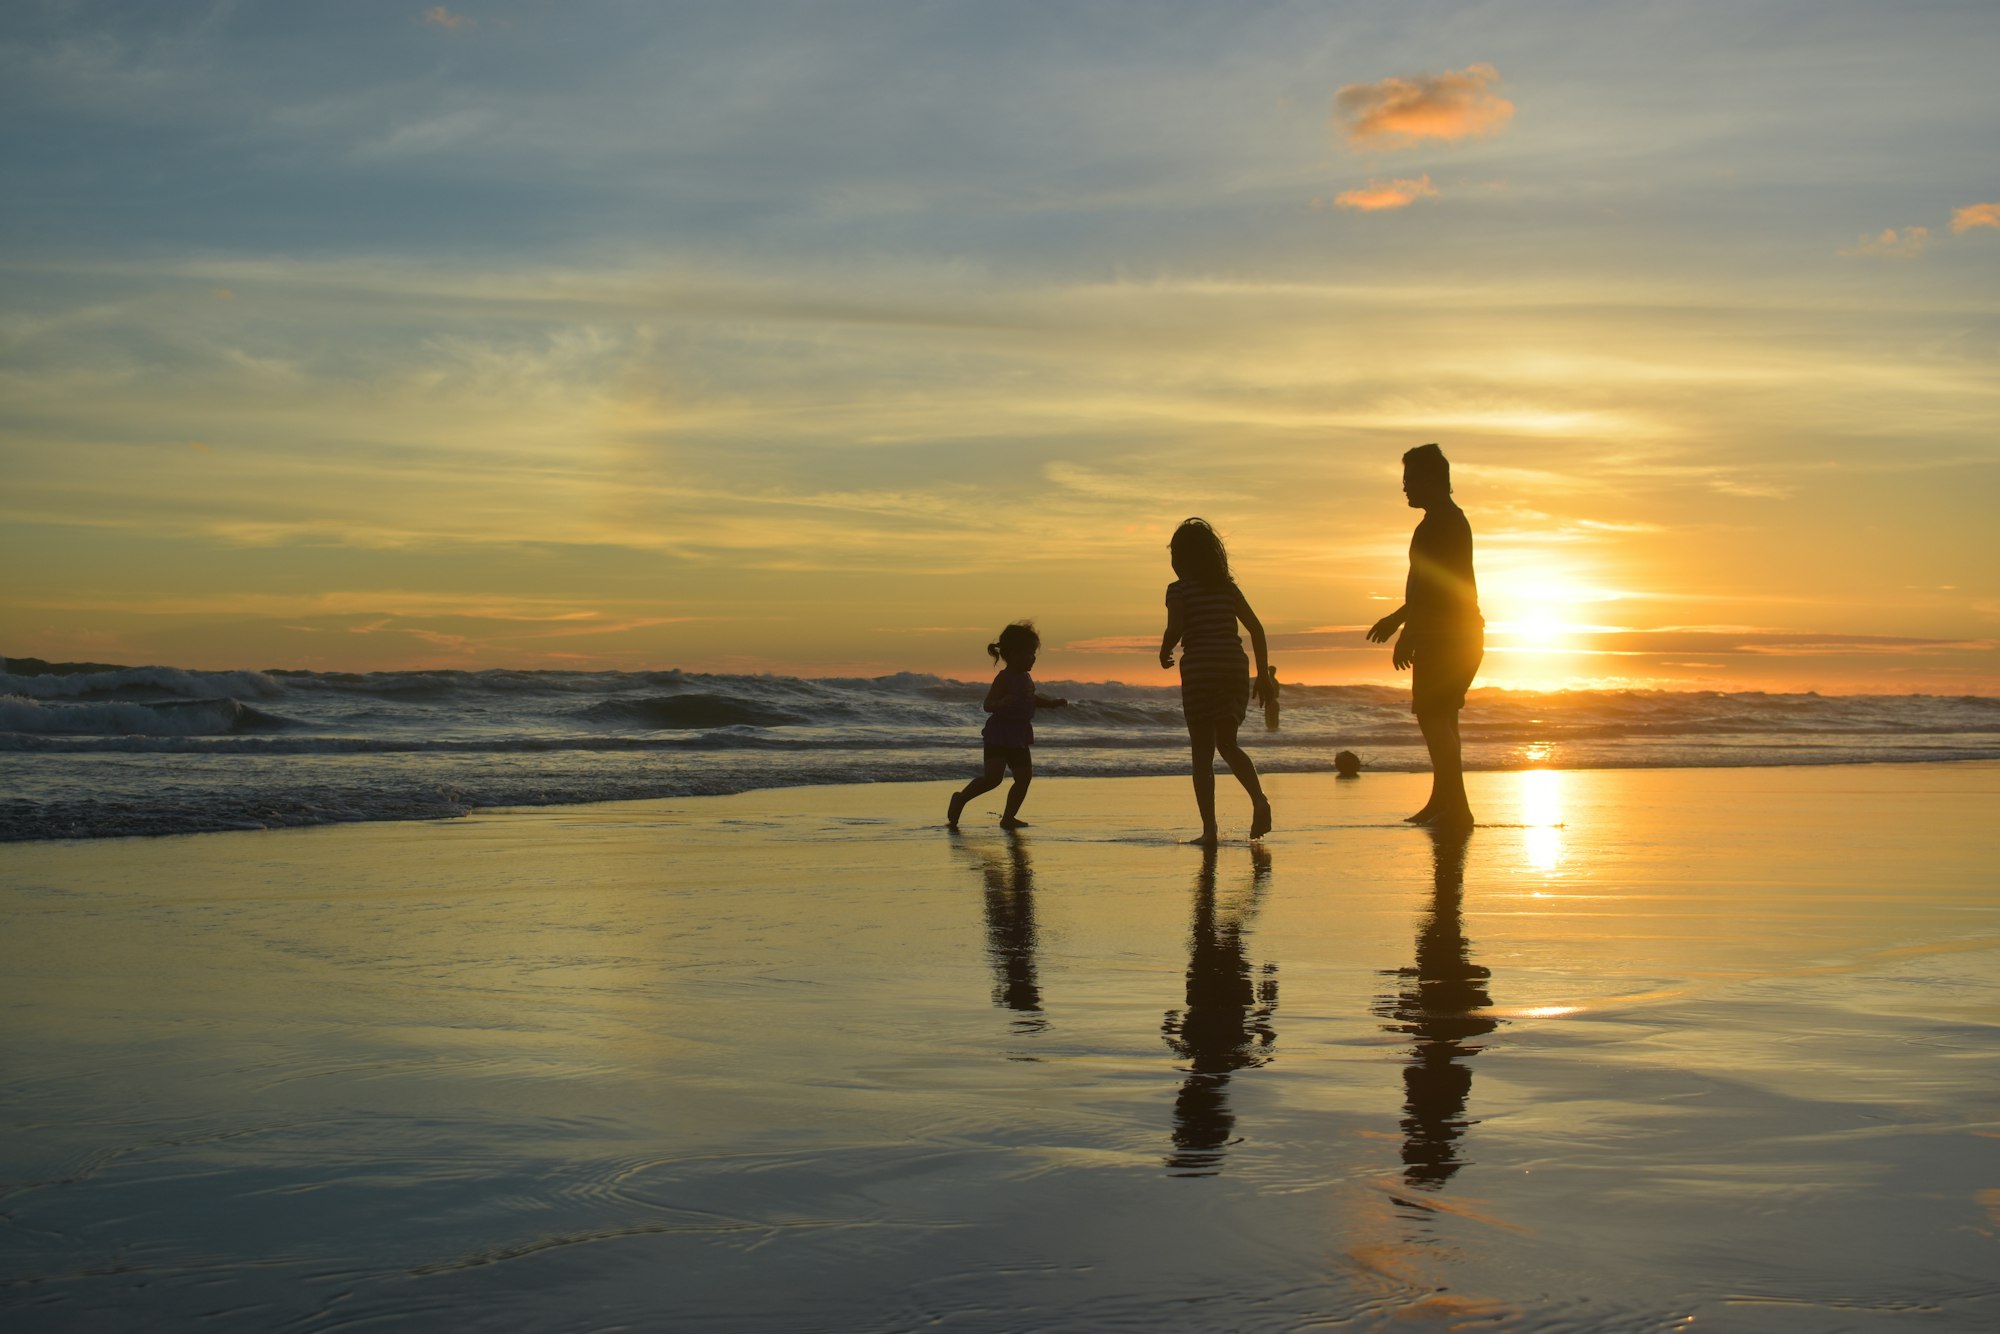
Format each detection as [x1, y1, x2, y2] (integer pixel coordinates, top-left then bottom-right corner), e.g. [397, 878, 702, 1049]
[986, 641, 1003, 661]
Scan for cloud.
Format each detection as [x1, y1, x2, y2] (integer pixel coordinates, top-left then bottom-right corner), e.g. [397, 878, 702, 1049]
[1951, 201, 2000, 234]
[422, 6, 472, 31]
[1839, 226, 1929, 259]
[1334, 64, 1513, 149]
[1333, 174, 1438, 212]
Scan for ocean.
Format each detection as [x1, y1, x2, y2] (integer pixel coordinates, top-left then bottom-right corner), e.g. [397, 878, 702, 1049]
[4, 658, 1998, 841]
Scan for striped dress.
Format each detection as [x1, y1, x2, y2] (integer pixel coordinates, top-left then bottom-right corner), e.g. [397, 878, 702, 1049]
[1167, 578, 1251, 726]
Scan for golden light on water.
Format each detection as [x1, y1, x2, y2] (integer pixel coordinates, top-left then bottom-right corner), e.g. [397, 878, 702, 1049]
[1521, 768, 1566, 874]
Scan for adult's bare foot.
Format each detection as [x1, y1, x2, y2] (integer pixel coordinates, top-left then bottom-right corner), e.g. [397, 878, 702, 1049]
[1403, 807, 1436, 824]
[999, 816, 1031, 829]
[1188, 827, 1220, 848]
[1249, 798, 1272, 839]
[947, 792, 966, 830]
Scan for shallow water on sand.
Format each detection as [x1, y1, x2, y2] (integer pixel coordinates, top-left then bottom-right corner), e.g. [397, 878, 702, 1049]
[2, 765, 1997, 1331]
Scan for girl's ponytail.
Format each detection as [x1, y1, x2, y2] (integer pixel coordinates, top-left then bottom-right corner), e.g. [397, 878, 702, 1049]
[987, 641, 1003, 662]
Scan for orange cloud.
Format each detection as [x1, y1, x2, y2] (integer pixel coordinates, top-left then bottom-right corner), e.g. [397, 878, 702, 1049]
[422, 6, 471, 30]
[1334, 64, 1514, 149]
[1334, 174, 1439, 211]
[1951, 201, 2000, 234]
[1839, 225, 1929, 259]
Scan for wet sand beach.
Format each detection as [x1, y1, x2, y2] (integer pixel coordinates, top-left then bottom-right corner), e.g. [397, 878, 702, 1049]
[3, 764, 1998, 1331]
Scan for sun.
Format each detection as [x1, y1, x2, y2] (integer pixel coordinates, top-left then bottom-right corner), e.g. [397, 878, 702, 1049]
[1480, 569, 1626, 689]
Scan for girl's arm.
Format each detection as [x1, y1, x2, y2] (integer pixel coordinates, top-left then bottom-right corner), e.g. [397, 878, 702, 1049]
[983, 673, 1010, 712]
[1159, 604, 1185, 668]
[1034, 692, 1069, 710]
[1234, 587, 1273, 704]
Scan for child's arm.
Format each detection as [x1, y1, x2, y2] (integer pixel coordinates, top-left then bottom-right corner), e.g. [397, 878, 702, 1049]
[1159, 603, 1185, 669]
[1234, 588, 1274, 706]
[1034, 692, 1069, 710]
[982, 673, 1010, 712]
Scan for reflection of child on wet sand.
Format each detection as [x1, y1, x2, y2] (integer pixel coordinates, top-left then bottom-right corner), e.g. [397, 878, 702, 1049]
[948, 621, 1068, 830]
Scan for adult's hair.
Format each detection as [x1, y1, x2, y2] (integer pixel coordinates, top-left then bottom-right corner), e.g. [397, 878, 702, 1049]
[1403, 442, 1451, 493]
[1169, 517, 1233, 585]
[988, 620, 1040, 664]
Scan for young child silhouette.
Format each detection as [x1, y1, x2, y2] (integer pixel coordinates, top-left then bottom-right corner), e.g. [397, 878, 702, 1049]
[1159, 519, 1274, 846]
[948, 621, 1068, 830]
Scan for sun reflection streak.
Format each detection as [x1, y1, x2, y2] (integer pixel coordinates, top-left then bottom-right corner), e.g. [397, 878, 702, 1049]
[1521, 768, 1565, 874]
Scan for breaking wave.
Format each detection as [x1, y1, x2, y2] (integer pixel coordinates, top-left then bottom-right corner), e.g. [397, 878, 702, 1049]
[4, 654, 1996, 840]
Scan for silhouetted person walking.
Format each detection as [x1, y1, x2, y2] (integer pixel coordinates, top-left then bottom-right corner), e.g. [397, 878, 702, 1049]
[1367, 444, 1483, 828]
[1159, 518, 1275, 845]
[948, 621, 1068, 830]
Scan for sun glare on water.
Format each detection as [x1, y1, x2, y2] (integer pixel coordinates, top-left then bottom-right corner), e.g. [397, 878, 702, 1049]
[1521, 768, 1566, 874]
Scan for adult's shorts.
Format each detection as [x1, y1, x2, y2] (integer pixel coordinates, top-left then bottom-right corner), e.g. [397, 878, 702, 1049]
[1409, 629, 1484, 716]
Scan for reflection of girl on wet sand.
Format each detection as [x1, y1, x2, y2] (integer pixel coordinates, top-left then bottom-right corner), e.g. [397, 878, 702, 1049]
[1160, 843, 1278, 1175]
[1375, 828, 1497, 1189]
[963, 836, 1045, 1034]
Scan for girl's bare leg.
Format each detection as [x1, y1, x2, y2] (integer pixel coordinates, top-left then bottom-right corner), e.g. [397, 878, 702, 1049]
[1214, 718, 1271, 838]
[1188, 720, 1219, 845]
[999, 753, 1034, 828]
[950, 751, 1008, 828]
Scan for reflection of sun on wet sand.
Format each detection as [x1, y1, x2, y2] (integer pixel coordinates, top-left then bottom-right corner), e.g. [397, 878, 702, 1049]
[2, 765, 1997, 1331]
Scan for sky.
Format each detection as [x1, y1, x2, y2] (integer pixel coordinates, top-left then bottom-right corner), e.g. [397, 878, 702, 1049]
[3, 0, 1997, 691]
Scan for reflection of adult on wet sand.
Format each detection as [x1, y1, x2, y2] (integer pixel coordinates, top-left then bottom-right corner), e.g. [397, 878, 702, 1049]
[1160, 843, 1278, 1176]
[1375, 827, 1497, 1189]
[1367, 444, 1484, 829]
[964, 834, 1045, 1034]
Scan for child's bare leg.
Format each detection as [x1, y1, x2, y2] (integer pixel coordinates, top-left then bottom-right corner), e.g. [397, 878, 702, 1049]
[999, 752, 1034, 828]
[1214, 719, 1271, 838]
[950, 750, 1007, 828]
[1188, 720, 1219, 845]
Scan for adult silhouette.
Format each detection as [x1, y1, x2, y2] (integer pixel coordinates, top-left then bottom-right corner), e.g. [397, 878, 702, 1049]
[1367, 444, 1484, 828]
[1160, 843, 1279, 1175]
[1374, 827, 1497, 1189]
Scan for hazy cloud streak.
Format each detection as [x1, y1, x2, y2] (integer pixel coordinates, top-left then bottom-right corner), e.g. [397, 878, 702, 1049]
[1333, 174, 1438, 212]
[1334, 64, 1513, 149]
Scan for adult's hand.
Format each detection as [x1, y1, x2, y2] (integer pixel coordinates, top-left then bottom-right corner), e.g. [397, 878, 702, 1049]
[1366, 613, 1402, 644]
[1391, 634, 1414, 671]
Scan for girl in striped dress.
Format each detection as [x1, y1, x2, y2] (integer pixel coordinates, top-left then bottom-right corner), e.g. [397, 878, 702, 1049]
[1159, 519, 1274, 845]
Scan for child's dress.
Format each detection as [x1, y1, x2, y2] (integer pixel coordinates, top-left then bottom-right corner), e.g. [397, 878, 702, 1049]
[1166, 579, 1250, 726]
[982, 669, 1037, 750]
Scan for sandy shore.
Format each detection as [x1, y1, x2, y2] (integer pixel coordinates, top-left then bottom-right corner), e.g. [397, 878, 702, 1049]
[3, 764, 1998, 1331]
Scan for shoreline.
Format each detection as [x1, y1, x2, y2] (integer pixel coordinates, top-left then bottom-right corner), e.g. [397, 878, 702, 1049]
[4, 752, 1998, 846]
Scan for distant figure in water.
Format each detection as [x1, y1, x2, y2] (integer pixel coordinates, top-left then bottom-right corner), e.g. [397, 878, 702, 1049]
[1160, 519, 1274, 846]
[948, 621, 1068, 830]
[1334, 749, 1362, 779]
[1367, 444, 1484, 829]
